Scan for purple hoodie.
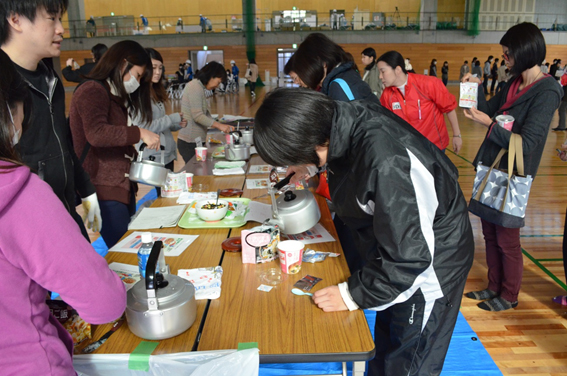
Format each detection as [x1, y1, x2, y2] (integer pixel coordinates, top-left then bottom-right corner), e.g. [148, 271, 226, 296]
[0, 162, 126, 375]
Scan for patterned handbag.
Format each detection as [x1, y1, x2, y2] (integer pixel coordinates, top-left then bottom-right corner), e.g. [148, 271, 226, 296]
[469, 133, 533, 228]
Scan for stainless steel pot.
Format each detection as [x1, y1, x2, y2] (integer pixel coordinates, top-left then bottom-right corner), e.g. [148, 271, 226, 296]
[125, 241, 197, 340]
[226, 143, 251, 161]
[129, 143, 168, 187]
[268, 174, 321, 234]
[241, 128, 253, 145]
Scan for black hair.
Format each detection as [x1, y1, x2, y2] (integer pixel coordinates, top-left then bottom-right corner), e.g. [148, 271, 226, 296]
[430, 59, 437, 66]
[0, 49, 31, 169]
[500, 22, 546, 75]
[91, 43, 108, 62]
[292, 33, 353, 90]
[487, 55, 494, 60]
[195, 61, 227, 86]
[254, 88, 334, 167]
[443, 61, 448, 65]
[0, 0, 68, 44]
[249, 59, 256, 64]
[475, 60, 481, 66]
[87, 40, 153, 125]
[377, 50, 407, 74]
[464, 60, 468, 64]
[361, 47, 377, 71]
[284, 54, 295, 75]
[501, 60, 506, 66]
[146, 48, 168, 104]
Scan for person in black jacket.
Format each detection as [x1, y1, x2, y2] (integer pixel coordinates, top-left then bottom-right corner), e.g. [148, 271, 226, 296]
[0, 0, 101, 239]
[61, 43, 107, 83]
[253, 88, 474, 376]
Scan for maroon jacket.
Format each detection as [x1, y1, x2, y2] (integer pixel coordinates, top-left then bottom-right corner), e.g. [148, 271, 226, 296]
[69, 80, 141, 204]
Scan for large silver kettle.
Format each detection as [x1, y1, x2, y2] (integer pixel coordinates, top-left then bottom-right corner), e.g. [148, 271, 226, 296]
[125, 241, 197, 340]
[240, 125, 253, 145]
[225, 131, 251, 161]
[267, 173, 321, 234]
[129, 143, 168, 187]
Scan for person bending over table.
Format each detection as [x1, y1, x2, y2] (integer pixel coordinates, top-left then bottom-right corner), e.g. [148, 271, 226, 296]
[253, 88, 474, 376]
[0, 49, 126, 376]
[69, 40, 161, 248]
[178, 61, 234, 163]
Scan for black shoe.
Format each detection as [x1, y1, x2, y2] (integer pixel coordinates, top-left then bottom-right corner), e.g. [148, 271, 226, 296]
[552, 127, 567, 131]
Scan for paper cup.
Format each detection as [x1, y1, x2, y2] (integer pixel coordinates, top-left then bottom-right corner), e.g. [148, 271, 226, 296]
[195, 147, 208, 162]
[225, 133, 233, 144]
[278, 240, 304, 274]
[185, 173, 193, 191]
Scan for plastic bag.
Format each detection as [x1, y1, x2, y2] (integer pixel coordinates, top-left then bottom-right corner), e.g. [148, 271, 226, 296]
[74, 348, 259, 376]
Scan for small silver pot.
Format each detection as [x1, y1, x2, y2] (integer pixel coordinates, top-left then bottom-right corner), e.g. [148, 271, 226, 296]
[126, 241, 197, 340]
[129, 143, 168, 187]
[269, 189, 321, 234]
[226, 143, 251, 161]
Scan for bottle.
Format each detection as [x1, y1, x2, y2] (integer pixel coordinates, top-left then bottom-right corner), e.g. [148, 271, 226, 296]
[137, 232, 154, 278]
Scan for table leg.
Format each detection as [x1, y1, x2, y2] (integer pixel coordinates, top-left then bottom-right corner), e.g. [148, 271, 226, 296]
[352, 361, 366, 376]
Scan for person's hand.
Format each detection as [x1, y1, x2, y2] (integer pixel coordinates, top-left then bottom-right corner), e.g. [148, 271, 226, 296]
[287, 164, 317, 184]
[463, 107, 492, 127]
[312, 286, 348, 312]
[452, 136, 463, 154]
[81, 193, 102, 233]
[461, 72, 481, 84]
[213, 122, 234, 134]
[139, 128, 161, 150]
[179, 119, 188, 128]
[66, 58, 74, 67]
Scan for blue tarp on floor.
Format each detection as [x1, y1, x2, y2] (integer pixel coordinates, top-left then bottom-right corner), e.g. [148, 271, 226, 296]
[259, 310, 502, 375]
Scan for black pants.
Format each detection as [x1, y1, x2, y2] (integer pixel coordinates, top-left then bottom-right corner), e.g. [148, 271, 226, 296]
[177, 139, 196, 164]
[368, 276, 467, 376]
[490, 76, 498, 93]
[483, 74, 489, 94]
[99, 189, 136, 248]
[249, 81, 256, 94]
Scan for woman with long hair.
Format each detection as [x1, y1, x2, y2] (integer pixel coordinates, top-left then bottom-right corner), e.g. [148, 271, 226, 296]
[429, 59, 437, 77]
[69, 40, 160, 248]
[463, 23, 562, 311]
[178, 61, 233, 162]
[0, 49, 125, 375]
[361, 47, 383, 98]
[133, 48, 187, 195]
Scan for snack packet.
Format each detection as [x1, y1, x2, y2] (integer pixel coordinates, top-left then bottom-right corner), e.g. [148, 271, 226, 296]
[47, 300, 91, 348]
[459, 82, 478, 108]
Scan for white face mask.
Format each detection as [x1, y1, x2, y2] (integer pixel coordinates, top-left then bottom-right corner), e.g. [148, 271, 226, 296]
[123, 72, 140, 94]
[7, 104, 20, 146]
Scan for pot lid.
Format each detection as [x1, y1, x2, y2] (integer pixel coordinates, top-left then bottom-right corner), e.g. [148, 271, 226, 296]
[129, 274, 195, 310]
[275, 190, 314, 212]
[228, 143, 249, 150]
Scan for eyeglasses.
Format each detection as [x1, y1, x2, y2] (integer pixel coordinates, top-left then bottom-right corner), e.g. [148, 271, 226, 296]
[502, 51, 510, 60]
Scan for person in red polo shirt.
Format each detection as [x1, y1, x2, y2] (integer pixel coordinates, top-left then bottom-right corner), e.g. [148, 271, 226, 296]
[377, 50, 463, 154]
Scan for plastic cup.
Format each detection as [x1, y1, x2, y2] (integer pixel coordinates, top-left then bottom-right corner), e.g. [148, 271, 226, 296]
[278, 240, 304, 274]
[185, 173, 193, 191]
[195, 147, 208, 162]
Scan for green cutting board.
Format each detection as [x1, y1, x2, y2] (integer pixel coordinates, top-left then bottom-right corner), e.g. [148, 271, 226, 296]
[177, 198, 250, 229]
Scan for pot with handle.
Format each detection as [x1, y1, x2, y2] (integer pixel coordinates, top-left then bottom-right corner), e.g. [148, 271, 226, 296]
[241, 125, 253, 145]
[225, 130, 251, 161]
[125, 241, 197, 340]
[129, 143, 168, 187]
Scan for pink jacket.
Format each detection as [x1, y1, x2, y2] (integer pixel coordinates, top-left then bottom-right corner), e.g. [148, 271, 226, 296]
[0, 162, 126, 375]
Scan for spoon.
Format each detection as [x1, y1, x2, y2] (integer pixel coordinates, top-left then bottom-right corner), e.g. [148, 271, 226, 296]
[216, 189, 221, 206]
[291, 288, 313, 297]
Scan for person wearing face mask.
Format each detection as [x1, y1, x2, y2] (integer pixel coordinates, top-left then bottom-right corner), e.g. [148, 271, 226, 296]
[132, 48, 187, 196]
[429, 59, 437, 77]
[0, 48, 126, 376]
[178, 61, 234, 163]
[69, 40, 160, 248]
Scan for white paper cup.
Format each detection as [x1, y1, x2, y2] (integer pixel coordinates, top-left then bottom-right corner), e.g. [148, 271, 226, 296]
[185, 173, 193, 191]
[278, 240, 304, 274]
[195, 147, 208, 162]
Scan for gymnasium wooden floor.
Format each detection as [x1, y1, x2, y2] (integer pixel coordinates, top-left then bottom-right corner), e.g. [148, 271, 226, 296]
[69, 82, 567, 375]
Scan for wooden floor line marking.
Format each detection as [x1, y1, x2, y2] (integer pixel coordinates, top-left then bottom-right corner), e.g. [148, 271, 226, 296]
[522, 248, 567, 291]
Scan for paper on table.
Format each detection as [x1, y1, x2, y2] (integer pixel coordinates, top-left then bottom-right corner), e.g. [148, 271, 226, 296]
[176, 191, 217, 205]
[128, 205, 186, 230]
[245, 201, 273, 223]
[250, 146, 257, 155]
[248, 165, 287, 174]
[246, 178, 269, 189]
[108, 262, 141, 291]
[177, 266, 223, 300]
[280, 223, 335, 244]
[108, 231, 198, 256]
[212, 167, 246, 176]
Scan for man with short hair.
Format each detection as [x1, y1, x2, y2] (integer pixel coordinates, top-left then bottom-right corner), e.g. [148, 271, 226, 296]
[0, 0, 101, 240]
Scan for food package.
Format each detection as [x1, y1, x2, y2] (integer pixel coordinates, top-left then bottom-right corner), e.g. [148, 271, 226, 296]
[459, 82, 478, 108]
[47, 300, 91, 348]
[162, 172, 187, 198]
[242, 223, 280, 264]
